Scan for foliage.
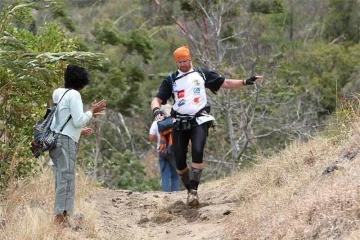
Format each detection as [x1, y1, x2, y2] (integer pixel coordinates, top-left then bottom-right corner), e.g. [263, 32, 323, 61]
[276, 42, 359, 114]
[98, 150, 161, 191]
[324, 0, 360, 43]
[113, 150, 160, 191]
[249, 0, 284, 14]
[84, 19, 152, 113]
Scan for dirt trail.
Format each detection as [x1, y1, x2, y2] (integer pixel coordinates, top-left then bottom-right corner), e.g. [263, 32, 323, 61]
[92, 184, 238, 240]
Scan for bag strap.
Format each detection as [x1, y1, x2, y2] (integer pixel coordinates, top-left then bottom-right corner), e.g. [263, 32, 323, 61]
[167, 68, 207, 102]
[173, 70, 197, 81]
[194, 67, 206, 81]
[167, 72, 176, 102]
[55, 89, 72, 133]
[59, 115, 72, 132]
[56, 89, 70, 107]
[168, 67, 206, 85]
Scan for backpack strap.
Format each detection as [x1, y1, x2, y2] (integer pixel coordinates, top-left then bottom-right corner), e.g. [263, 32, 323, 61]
[167, 72, 176, 93]
[167, 72, 177, 102]
[59, 115, 72, 132]
[55, 89, 72, 133]
[55, 89, 70, 109]
[167, 68, 207, 101]
[167, 68, 206, 92]
[173, 70, 199, 81]
[168, 68, 206, 83]
[193, 67, 206, 81]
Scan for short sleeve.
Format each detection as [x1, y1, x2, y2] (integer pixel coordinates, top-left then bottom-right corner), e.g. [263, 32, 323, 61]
[155, 77, 173, 104]
[202, 68, 225, 94]
[149, 121, 158, 135]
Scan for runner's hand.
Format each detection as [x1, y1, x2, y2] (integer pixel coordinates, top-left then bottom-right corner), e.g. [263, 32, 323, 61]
[244, 76, 263, 85]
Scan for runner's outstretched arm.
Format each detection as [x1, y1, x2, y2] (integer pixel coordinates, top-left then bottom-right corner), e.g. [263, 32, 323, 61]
[221, 76, 263, 89]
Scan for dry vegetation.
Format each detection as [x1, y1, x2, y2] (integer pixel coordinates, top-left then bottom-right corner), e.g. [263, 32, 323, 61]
[226, 117, 360, 239]
[0, 163, 97, 240]
[1, 116, 360, 239]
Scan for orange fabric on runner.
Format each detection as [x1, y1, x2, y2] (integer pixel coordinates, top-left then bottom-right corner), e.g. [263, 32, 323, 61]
[173, 46, 192, 62]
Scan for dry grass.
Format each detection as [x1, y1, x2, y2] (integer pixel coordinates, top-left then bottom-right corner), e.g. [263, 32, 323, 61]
[225, 118, 360, 239]
[0, 161, 97, 240]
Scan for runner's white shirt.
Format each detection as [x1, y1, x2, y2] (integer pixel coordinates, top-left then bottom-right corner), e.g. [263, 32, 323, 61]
[172, 68, 207, 115]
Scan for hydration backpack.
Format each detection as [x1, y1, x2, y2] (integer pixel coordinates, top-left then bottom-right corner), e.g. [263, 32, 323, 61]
[30, 90, 71, 158]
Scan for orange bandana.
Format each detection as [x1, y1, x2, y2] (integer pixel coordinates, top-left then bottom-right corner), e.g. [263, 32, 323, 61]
[173, 46, 192, 63]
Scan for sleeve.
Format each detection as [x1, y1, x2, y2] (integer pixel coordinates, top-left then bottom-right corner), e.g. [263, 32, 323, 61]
[155, 77, 173, 104]
[202, 68, 226, 94]
[149, 121, 158, 135]
[68, 90, 92, 128]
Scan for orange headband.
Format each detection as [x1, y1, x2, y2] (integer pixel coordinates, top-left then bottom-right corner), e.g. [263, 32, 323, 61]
[173, 46, 192, 62]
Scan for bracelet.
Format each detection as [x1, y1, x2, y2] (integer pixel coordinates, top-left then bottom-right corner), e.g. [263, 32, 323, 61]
[242, 79, 246, 86]
[152, 107, 160, 113]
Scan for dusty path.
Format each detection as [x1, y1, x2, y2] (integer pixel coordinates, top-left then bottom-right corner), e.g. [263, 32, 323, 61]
[92, 185, 238, 240]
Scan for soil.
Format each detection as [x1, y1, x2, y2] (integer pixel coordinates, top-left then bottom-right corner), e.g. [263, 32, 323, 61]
[88, 183, 238, 240]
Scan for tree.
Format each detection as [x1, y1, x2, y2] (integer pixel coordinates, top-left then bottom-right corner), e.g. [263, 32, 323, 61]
[324, 0, 360, 43]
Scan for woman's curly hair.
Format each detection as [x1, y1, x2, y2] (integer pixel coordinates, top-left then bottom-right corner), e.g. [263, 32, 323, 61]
[64, 64, 90, 90]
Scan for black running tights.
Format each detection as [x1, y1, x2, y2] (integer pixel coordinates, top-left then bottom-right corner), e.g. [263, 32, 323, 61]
[172, 123, 208, 170]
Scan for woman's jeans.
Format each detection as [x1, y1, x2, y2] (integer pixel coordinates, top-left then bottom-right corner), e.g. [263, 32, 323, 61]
[158, 153, 179, 192]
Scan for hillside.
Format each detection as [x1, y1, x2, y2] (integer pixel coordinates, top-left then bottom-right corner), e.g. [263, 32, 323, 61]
[1, 118, 360, 239]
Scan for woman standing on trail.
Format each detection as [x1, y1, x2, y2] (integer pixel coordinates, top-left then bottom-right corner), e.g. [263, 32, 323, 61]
[50, 64, 106, 225]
